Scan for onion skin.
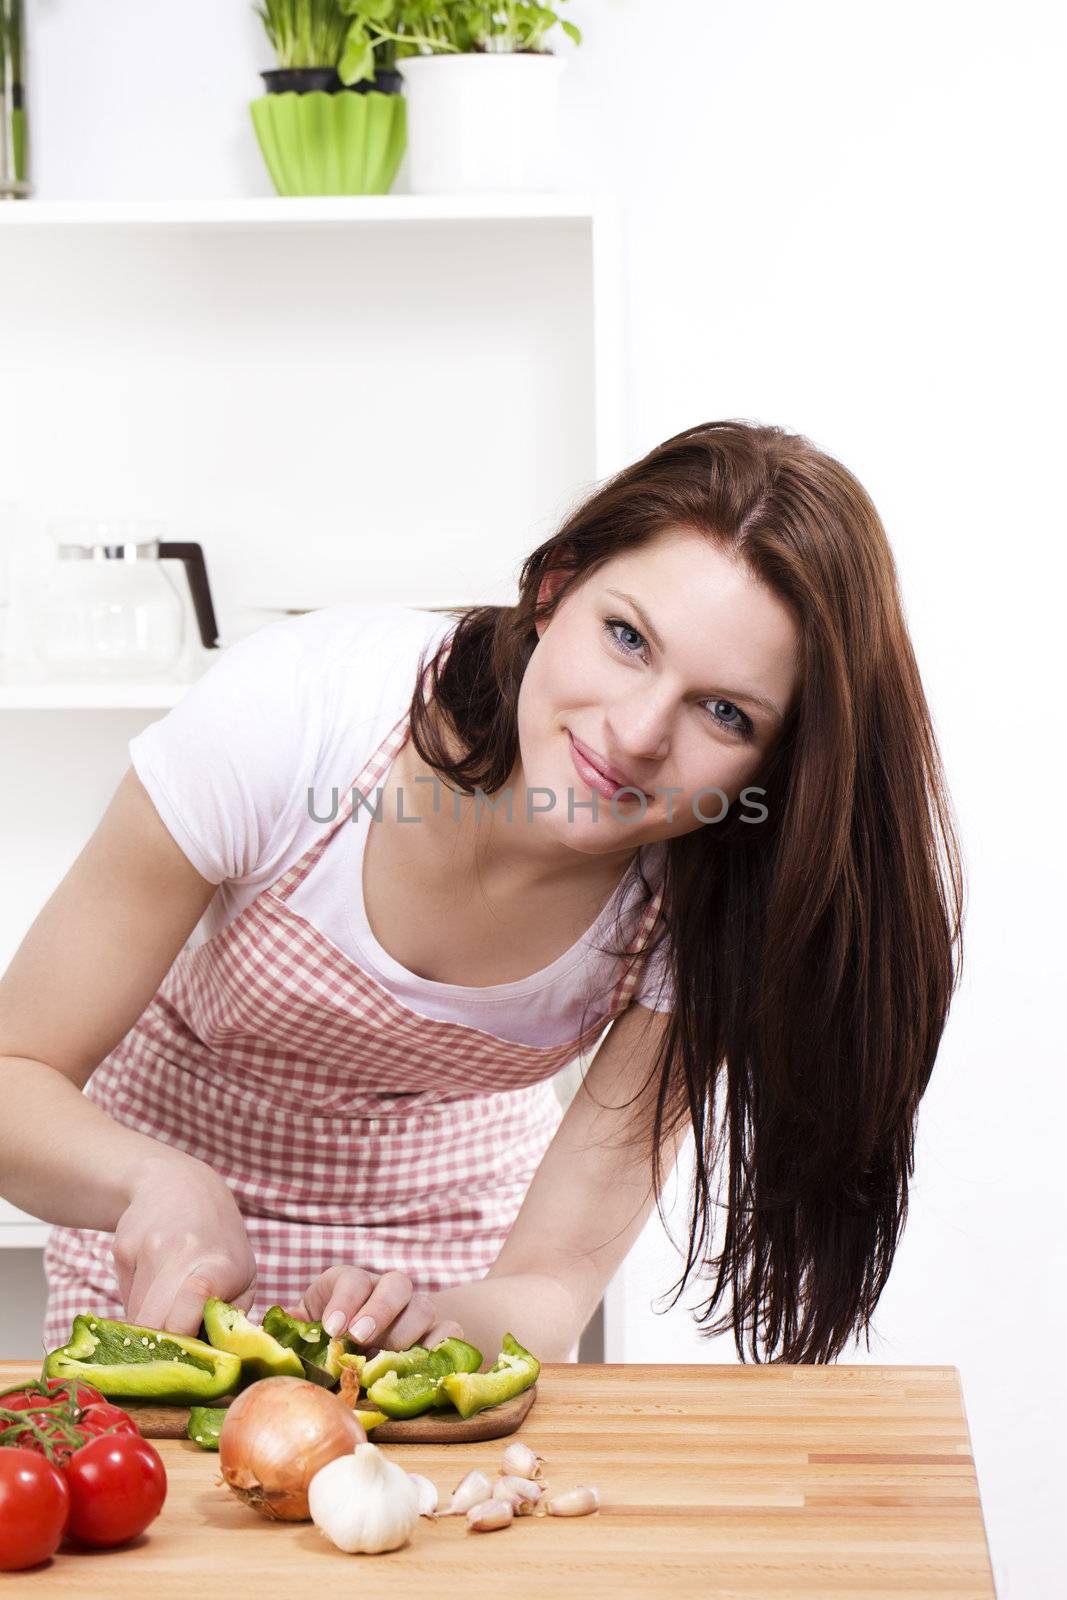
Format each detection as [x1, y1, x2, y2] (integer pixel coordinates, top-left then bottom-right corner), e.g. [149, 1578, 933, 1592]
[219, 1376, 366, 1522]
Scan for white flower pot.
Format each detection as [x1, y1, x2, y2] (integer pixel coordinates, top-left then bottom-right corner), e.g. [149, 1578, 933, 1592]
[398, 53, 565, 194]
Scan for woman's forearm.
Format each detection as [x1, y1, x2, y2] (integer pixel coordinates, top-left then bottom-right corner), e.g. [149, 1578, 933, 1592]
[430, 1271, 588, 1364]
[0, 1054, 204, 1230]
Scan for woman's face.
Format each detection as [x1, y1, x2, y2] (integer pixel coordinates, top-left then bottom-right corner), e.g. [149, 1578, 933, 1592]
[513, 526, 801, 860]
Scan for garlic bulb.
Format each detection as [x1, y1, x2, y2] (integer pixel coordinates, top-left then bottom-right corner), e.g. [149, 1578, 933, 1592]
[308, 1443, 420, 1553]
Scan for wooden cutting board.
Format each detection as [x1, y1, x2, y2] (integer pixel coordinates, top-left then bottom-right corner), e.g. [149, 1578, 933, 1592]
[0, 1361, 536, 1444]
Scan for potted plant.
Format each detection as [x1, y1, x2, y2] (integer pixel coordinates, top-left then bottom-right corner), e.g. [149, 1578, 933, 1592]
[250, 0, 407, 196]
[339, 2, 583, 194]
[0, 0, 30, 199]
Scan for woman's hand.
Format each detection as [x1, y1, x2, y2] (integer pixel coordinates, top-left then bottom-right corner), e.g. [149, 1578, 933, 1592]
[293, 1267, 464, 1353]
[112, 1156, 258, 1335]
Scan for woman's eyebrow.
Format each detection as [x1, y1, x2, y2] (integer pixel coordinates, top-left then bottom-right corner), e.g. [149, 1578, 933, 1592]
[604, 587, 785, 725]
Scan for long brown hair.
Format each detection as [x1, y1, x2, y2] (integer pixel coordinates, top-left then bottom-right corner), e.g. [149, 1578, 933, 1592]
[408, 419, 965, 1363]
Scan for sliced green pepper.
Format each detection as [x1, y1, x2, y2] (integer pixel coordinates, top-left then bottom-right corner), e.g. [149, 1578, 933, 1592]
[426, 1337, 483, 1379]
[46, 1314, 240, 1405]
[261, 1306, 353, 1387]
[360, 1344, 431, 1389]
[366, 1370, 444, 1419]
[202, 1298, 304, 1382]
[361, 1335, 482, 1390]
[352, 1407, 386, 1432]
[262, 1305, 327, 1358]
[299, 1338, 349, 1389]
[440, 1332, 540, 1420]
[187, 1405, 227, 1450]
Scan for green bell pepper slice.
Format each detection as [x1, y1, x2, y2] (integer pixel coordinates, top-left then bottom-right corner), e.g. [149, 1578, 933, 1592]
[361, 1335, 482, 1390]
[261, 1306, 353, 1387]
[262, 1305, 328, 1358]
[439, 1332, 540, 1420]
[46, 1314, 241, 1405]
[299, 1337, 349, 1389]
[187, 1405, 227, 1450]
[202, 1298, 304, 1382]
[353, 1407, 386, 1432]
[366, 1370, 444, 1419]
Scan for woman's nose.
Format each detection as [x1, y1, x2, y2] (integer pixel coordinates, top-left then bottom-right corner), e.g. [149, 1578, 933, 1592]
[605, 692, 672, 765]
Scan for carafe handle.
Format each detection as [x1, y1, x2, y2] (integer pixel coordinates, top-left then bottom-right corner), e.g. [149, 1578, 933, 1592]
[157, 542, 220, 650]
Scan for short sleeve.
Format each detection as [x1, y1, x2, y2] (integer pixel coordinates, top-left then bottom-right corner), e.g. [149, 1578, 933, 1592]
[633, 927, 675, 1013]
[128, 616, 323, 886]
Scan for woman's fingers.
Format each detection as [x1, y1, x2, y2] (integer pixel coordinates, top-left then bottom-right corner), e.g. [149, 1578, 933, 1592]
[373, 1292, 442, 1353]
[229, 1281, 258, 1315]
[299, 1268, 463, 1352]
[304, 1265, 376, 1333]
[123, 1244, 177, 1331]
[419, 1319, 467, 1351]
[326, 1269, 416, 1348]
[163, 1269, 231, 1337]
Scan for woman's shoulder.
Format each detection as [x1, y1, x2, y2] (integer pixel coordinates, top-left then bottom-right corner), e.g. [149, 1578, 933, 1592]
[126, 604, 454, 888]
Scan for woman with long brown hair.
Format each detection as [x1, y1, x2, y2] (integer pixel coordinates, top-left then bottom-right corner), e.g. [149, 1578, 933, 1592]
[0, 419, 963, 1366]
[406, 417, 966, 1363]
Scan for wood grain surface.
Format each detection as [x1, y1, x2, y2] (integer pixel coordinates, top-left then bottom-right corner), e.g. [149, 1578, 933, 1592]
[0, 1361, 995, 1598]
[0, 1364, 536, 1443]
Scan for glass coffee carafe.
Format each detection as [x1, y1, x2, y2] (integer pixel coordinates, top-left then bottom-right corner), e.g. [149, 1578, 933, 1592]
[30, 520, 220, 680]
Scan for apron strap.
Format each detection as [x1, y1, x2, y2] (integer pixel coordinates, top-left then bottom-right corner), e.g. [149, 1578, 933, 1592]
[271, 635, 454, 905]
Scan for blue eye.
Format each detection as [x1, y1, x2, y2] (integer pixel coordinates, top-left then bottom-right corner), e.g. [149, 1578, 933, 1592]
[605, 618, 644, 655]
[706, 698, 748, 734]
[602, 617, 754, 741]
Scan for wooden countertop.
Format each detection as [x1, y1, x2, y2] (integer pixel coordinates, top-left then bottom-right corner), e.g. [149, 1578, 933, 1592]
[0, 1361, 995, 1597]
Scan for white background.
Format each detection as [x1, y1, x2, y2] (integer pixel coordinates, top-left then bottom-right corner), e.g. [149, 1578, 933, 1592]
[4, 3, 1066, 1593]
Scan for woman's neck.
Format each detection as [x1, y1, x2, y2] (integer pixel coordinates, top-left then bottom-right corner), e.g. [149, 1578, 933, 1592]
[398, 730, 641, 904]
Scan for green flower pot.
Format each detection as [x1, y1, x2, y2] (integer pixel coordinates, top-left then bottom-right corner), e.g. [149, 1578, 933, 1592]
[250, 90, 407, 197]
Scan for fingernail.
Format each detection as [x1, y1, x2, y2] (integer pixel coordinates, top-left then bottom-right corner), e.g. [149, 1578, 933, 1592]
[350, 1315, 376, 1343]
[323, 1311, 346, 1337]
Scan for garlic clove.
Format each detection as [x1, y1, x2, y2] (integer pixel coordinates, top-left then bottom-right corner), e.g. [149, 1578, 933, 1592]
[445, 1468, 493, 1516]
[466, 1497, 514, 1532]
[407, 1472, 438, 1517]
[546, 1485, 600, 1517]
[491, 1474, 543, 1514]
[501, 1438, 545, 1480]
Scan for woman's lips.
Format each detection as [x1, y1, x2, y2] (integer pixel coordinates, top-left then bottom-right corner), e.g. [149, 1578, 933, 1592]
[567, 732, 650, 801]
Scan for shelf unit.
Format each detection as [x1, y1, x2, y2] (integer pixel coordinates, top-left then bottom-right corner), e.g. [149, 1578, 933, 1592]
[0, 680, 193, 711]
[0, 193, 626, 1285]
[0, 1202, 48, 1250]
[0, 194, 602, 226]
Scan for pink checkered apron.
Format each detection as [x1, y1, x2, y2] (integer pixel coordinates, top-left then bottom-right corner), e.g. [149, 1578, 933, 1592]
[42, 692, 665, 1350]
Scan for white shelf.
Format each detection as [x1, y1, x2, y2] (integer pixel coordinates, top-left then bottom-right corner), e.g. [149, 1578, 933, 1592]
[0, 194, 601, 228]
[0, 680, 193, 710]
[0, 1202, 48, 1249]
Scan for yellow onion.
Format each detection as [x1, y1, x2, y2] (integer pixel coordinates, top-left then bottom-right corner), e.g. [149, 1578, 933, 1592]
[219, 1375, 366, 1521]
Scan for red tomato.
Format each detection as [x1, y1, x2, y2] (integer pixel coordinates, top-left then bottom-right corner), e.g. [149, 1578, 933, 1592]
[1, 1397, 138, 1466]
[0, 1448, 71, 1571]
[0, 1377, 105, 1413]
[78, 1402, 140, 1440]
[63, 1433, 167, 1548]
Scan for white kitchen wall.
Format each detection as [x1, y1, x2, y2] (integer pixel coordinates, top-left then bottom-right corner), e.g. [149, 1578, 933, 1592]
[4, 4, 1064, 1594]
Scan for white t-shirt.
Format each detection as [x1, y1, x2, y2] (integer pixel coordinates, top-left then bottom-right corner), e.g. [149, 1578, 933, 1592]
[129, 605, 675, 1047]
